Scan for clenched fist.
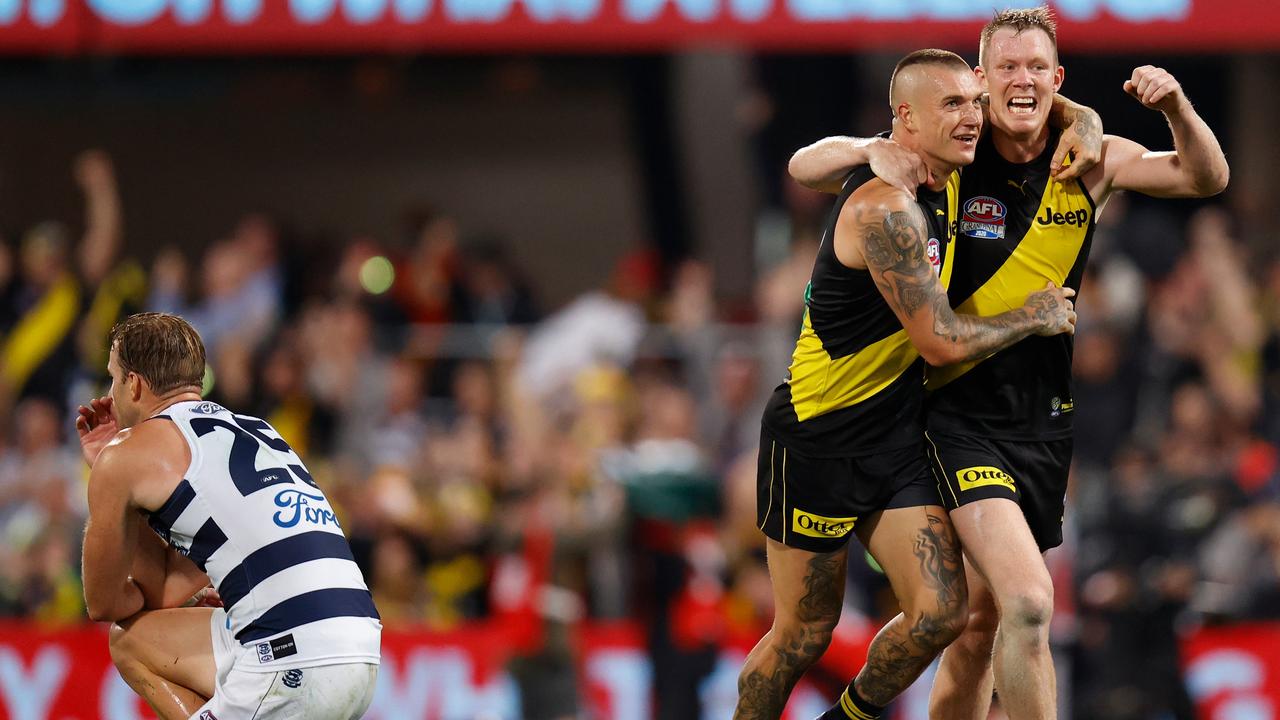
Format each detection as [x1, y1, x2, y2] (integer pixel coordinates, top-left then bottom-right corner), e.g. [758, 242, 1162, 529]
[1123, 65, 1187, 115]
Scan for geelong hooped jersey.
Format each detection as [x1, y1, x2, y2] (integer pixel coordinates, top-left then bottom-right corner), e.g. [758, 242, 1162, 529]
[762, 165, 960, 457]
[926, 128, 1096, 440]
[147, 400, 381, 672]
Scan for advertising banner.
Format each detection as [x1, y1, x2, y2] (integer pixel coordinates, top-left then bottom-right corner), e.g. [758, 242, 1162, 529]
[0, 0, 1275, 53]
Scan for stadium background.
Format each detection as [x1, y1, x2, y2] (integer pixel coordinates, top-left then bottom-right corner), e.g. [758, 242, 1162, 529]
[0, 1, 1278, 718]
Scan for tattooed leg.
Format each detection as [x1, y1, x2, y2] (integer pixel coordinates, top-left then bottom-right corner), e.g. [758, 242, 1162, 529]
[930, 555, 999, 720]
[848, 508, 968, 707]
[734, 539, 848, 720]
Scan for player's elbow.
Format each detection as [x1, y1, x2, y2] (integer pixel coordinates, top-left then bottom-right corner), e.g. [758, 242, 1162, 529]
[86, 602, 116, 623]
[918, 342, 959, 367]
[787, 152, 815, 187]
[85, 592, 128, 623]
[1197, 164, 1229, 196]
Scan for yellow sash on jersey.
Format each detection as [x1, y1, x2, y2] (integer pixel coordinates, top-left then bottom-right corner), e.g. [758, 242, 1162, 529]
[791, 173, 960, 421]
[927, 177, 1091, 391]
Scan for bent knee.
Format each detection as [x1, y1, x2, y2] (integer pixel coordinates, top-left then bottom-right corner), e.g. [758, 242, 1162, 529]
[961, 600, 999, 644]
[108, 621, 138, 666]
[1001, 585, 1054, 631]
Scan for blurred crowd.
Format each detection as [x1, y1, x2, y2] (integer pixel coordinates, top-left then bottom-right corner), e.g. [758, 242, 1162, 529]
[0, 149, 1275, 720]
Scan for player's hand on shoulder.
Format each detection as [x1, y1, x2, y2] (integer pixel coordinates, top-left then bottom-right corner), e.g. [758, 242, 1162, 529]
[1123, 65, 1187, 115]
[865, 138, 931, 199]
[1051, 100, 1102, 182]
[76, 395, 120, 467]
[1024, 281, 1077, 337]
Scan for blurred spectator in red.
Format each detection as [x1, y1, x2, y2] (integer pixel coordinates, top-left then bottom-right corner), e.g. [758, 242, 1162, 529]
[392, 208, 465, 325]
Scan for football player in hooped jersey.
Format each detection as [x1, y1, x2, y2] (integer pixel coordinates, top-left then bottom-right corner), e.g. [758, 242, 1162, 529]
[76, 312, 380, 719]
[788, 7, 1229, 720]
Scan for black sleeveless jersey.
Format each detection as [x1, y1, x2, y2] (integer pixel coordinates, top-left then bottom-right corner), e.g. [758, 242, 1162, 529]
[762, 165, 961, 457]
[926, 129, 1096, 440]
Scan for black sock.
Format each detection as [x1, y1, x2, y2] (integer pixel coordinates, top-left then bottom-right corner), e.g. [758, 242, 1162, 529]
[816, 685, 884, 720]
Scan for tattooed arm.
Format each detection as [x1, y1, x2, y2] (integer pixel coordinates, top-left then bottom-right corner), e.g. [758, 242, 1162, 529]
[1047, 93, 1103, 181]
[838, 184, 1076, 366]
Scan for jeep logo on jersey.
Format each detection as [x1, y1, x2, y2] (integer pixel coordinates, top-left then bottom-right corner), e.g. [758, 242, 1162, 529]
[1037, 207, 1090, 227]
[926, 237, 942, 274]
[792, 509, 856, 539]
[960, 196, 1006, 239]
[956, 466, 1017, 492]
[190, 401, 225, 415]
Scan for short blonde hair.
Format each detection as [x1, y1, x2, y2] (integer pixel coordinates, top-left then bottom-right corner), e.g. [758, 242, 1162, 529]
[108, 312, 206, 395]
[979, 5, 1058, 67]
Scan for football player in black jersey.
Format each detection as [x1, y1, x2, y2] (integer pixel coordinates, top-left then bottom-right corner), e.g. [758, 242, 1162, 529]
[733, 50, 1077, 720]
[787, 7, 1228, 720]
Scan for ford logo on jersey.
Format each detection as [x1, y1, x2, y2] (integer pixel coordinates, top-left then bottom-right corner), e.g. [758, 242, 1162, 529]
[272, 488, 342, 529]
[960, 196, 1007, 239]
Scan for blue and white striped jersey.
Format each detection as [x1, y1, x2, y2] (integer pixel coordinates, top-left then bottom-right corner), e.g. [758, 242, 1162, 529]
[147, 400, 381, 672]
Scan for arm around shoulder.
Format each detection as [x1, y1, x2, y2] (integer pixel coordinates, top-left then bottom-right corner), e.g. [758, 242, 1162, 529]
[845, 188, 1076, 366]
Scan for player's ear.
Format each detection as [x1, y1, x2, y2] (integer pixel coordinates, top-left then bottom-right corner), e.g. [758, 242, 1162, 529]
[974, 65, 989, 90]
[127, 371, 145, 402]
[895, 101, 914, 131]
[1052, 64, 1064, 92]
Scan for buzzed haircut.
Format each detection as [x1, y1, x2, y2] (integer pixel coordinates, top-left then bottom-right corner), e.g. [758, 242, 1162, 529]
[108, 312, 206, 395]
[979, 5, 1058, 67]
[888, 49, 972, 109]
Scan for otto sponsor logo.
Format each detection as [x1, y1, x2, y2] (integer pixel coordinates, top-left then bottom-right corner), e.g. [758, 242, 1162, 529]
[1036, 206, 1090, 227]
[956, 466, 1016, 492]
[791, 509, 856, 539]
[960, 196, 1006, 239]
[272, 488, 341, 529]
[926, 237, 942, 273]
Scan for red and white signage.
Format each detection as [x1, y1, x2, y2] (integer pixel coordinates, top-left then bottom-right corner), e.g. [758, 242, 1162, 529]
[0, 621, 837, 719]
[1183, 623, 1280, 720]
[0, 0, 1276, 54]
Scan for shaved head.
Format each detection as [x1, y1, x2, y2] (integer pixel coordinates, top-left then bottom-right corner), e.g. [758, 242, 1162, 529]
[885, 48, 983, 176]
[889, 49, 972, 109]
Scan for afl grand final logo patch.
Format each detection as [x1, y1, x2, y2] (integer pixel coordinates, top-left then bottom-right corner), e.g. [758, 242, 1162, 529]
[960, 196, 1006, 239]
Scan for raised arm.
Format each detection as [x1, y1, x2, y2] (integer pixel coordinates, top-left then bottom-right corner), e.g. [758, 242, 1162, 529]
[1092, 66, 1229, 200]
[841, 187, 1076, 366]
[74, 150, 123, 287]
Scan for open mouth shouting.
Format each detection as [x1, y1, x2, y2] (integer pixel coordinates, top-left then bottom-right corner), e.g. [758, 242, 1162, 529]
[1008, 96, 1038, 115]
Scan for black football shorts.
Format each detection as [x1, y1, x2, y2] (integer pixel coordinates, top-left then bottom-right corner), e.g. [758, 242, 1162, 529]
[756, 427, 943, 553]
